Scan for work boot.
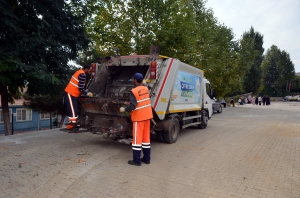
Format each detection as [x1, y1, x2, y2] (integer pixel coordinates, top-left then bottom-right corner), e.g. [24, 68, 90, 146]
[65, 124, 74, 130]
[65, 119, 77, 130]
[140, 158, 150, 164]
[128, 160, 141, 166]
[129, 149, 141, 166]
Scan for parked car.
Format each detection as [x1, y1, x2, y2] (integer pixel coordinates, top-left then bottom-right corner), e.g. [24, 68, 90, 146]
[285, 96, 291, 101]
[212, 100, 222, 113]
[290, 95, 300, 101]
[285, 95, 300, 101]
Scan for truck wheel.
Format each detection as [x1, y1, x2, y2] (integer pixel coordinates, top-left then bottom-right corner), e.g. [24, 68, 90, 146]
[155, 131, 164, 142]
[217, 106, 222, 113]
[198, 110, 208, 129]
[163, 116, 180, 144]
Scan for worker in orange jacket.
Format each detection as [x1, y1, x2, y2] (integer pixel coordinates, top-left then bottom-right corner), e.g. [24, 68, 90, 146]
[64, 65, 92, 130]
[120, 73, 153, 166]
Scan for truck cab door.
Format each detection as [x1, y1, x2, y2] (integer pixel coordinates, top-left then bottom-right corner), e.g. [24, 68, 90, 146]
[203, 80, 214, 118]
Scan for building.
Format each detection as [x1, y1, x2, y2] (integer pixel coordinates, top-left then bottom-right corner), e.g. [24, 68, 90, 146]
[0, 98, 60, 134]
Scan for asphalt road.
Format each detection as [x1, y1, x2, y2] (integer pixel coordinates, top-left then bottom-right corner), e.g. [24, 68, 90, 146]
[0, 102, 299, 198]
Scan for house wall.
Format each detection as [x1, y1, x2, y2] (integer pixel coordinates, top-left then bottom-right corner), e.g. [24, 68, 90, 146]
[0, 105, 60, 134]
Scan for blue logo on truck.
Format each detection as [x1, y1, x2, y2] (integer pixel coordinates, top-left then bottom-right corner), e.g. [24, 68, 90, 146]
[180, 81, 195, 98]
[171, 70, 202, 104]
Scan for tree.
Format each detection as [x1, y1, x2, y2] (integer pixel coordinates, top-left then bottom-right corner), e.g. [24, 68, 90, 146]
[261, 45, 295, 96]
[81, 0, 136, 58]
[277, 50, 295, 94]
[264, 57, 279, 95]
[290, 75, 300, 93]
[239, 26, 264, 94]
[0, 0, 90, 135]
[182, 0, 242, 97]
[80, 0, 241, 98]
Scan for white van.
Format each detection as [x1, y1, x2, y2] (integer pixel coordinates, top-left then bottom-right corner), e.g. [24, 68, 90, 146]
[288, 95, 300, 101]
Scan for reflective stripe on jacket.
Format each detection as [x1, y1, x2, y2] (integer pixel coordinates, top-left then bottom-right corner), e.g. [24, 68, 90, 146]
[65, 69, 85, 97]
[131, 86, 153, 121]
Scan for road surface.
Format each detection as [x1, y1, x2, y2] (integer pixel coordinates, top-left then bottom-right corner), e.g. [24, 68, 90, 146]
[0, 102, 299, 198]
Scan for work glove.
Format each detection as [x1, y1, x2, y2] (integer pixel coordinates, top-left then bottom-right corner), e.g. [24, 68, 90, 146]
[86, 92, 93, 97]
[119, 107, 125, 112]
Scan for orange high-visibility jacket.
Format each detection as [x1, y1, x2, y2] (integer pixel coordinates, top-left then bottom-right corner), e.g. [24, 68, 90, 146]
[65, 69, 85, 97]
[131, 86, 153, 121]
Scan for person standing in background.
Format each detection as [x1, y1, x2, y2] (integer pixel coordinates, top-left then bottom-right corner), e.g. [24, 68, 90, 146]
[252, 96, 256, 105]
[258, 96, 262, 105]
[263, 95, 266, 105]
[248, 95, 253, 104]
[230, 98, 235, 107]
[221, 98, 226, 108]
[266, 95, 271, 105]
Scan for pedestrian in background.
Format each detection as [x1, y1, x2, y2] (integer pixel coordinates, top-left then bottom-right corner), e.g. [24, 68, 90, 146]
[252, 96, 256, 105]
[120, 73, 153, 166]
[266, 95, 271, 105]
[221, 98, 226, 108]
[263, 95, 266, 105]
[230, 98, 235, 107]
[64, 65, 93, 130]
[248, 95, 253, 104]
[238, 98, 242, 105]
[258, 96, 262, 105]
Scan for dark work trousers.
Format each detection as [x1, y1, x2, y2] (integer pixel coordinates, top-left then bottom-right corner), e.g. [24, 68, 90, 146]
[64, 92, 78, 120]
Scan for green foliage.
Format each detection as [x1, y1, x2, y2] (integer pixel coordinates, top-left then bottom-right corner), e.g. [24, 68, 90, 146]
[239, 26, 264, 94]
[0, 0, 90, 135]
[80, 0, 241, 98]
[261, 45, 295, 96]
[0, 0, 90, 96]
[290, 75, 300, 93]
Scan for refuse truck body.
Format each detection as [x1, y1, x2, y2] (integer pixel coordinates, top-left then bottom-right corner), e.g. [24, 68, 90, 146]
[76, 48, 215, 144]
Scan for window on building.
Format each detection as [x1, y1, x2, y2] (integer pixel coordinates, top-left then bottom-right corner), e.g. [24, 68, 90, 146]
[0, 109, 12, 123]
[16, 108, 32, 121]
[40, 112, 57, 120]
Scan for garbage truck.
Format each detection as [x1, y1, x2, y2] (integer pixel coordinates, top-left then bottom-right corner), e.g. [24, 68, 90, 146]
[73, 46, 215, 144]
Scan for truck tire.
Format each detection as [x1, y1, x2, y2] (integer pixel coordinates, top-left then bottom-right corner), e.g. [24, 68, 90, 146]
[217, 106, 222, 113]
[155, 131, 165, 142]
[198, 110, 208, 129]
[163, 116, 180, 144]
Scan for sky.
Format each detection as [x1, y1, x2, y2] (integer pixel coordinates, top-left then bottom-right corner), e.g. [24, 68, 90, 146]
[205, 0, 300, 73]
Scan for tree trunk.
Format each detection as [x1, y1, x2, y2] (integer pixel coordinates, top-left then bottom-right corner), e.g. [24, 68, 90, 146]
[0, 84, 12, 136]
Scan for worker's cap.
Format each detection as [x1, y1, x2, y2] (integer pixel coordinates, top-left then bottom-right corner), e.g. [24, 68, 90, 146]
[133, 73, 143, 81]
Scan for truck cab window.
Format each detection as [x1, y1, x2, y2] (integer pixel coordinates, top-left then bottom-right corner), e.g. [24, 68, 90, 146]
[206, 83, 212, 98]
